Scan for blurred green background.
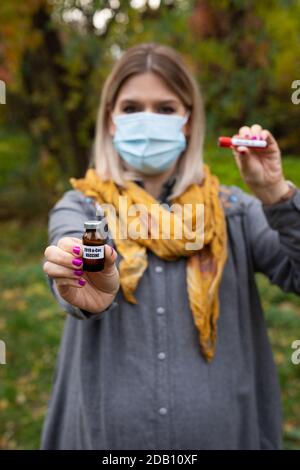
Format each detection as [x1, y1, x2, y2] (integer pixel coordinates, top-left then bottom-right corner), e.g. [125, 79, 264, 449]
[0, 0, 300, 449]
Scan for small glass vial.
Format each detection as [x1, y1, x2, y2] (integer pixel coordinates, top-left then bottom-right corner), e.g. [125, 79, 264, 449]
[82, 220, 105, 272]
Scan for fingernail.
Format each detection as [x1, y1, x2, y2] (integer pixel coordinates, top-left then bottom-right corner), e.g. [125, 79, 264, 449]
[72, 246, 81, 255]
[78, 278, 86, 286]
[72, 258, 83, 267]
[240, 151, 246, 155]
[73, 269, 84, 276]
[252, 135, 257, 140]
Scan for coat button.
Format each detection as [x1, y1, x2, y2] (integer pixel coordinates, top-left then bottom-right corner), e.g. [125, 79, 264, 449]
[156, 307, 165, 314]
[155, 266, 163, 273]
[158, 352, 166, 360]
[159, 407, 168, 415]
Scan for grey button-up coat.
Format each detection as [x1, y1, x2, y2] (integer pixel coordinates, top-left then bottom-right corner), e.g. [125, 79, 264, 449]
[40, 178, 300, 450]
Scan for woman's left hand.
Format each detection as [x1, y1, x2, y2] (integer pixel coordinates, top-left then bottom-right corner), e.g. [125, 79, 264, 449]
[231, 123, 290, 204]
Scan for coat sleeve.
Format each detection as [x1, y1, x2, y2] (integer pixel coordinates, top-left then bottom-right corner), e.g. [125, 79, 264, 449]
[42, 189, 118, 320]
[240, 186, 300, 295]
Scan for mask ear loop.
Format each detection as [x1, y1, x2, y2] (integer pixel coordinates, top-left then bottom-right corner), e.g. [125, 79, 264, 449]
[183, 111, 190, 145]
[183, 111, 190, 124]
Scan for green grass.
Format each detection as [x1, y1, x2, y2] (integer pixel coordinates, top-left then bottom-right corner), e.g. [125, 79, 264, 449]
[257, 274, 300, 449]
[0, 220, 65, 450]
[0, 134, 300, 449]
[0, 219, 300, 449]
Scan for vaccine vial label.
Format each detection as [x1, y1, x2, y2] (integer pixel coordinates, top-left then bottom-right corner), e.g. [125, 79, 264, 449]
[83, 245, 104, 259]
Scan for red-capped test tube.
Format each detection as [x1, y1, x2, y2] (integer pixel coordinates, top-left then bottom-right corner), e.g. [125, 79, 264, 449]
[218, 136, 268, 148]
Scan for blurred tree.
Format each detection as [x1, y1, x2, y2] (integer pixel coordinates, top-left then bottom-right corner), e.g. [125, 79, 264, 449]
[0, 0, 299, 219]
[187, 0, 300, 148]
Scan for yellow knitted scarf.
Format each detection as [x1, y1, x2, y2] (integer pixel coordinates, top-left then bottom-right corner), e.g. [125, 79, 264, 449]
[70, 163, 228, 361]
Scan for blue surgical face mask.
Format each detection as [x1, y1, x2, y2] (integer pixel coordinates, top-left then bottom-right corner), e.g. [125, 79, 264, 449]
[112, 111, 190, 175]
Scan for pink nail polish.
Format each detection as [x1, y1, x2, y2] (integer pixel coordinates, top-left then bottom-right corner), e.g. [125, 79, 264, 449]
[72, 258, 83, 267]
[78, 278, 86, 286]
[252, 135, 257, 140]
[73, 246, 81, 255]
[74, 269, 84, 276]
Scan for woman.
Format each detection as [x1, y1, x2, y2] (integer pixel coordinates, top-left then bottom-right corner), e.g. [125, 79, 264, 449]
[41, 42, 300, 450]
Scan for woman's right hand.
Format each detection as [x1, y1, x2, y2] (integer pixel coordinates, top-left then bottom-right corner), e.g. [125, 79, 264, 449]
[43, 237, 120, 314]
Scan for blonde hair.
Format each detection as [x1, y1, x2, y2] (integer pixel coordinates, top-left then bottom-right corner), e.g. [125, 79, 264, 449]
[91, 42, 206, 200]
